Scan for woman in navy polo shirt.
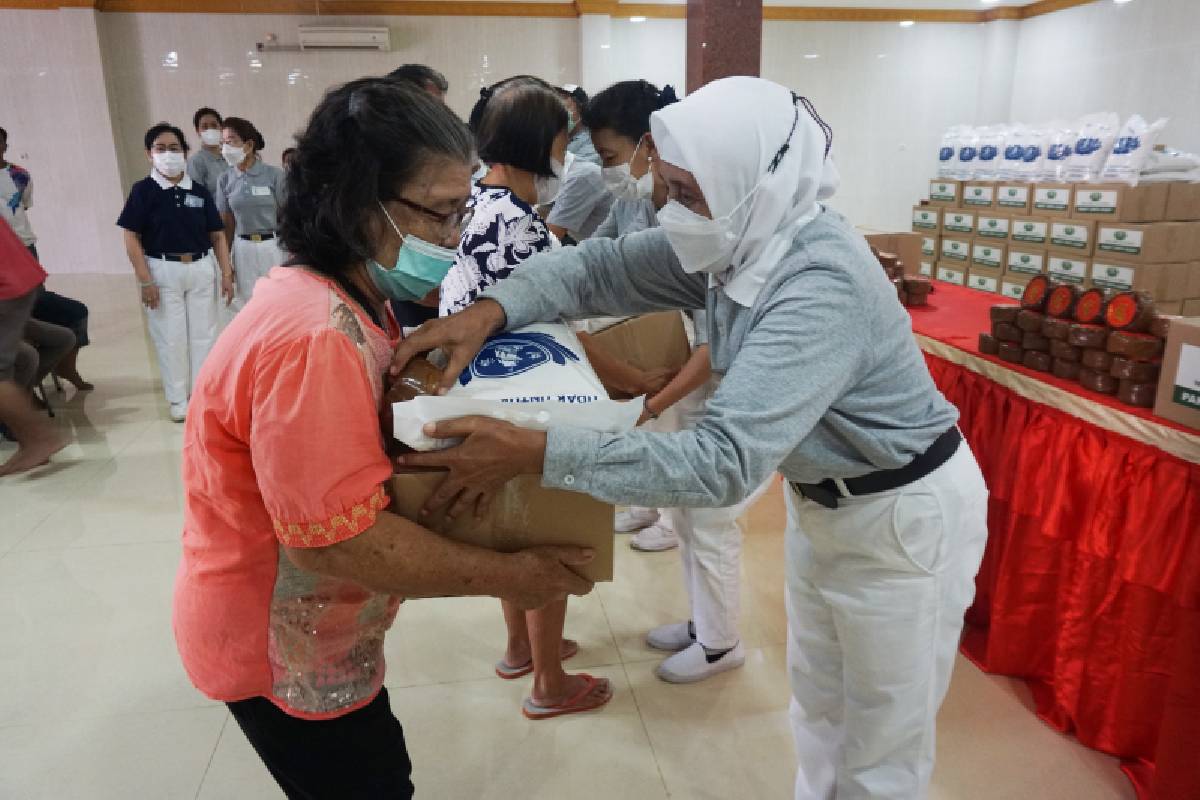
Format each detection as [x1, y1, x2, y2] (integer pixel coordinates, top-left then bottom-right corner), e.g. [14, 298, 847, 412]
[118, 122, 234, 422]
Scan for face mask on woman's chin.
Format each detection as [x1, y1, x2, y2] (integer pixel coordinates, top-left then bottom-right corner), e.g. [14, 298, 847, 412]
[656, 200, 740, 274]
[199, 129, 222, 147]
[534, 157, 565, 205]
[152, 151, 186, 179]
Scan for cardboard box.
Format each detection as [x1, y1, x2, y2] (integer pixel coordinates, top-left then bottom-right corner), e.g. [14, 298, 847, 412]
[1000, 271, 1033, 301]
[1095, 221, 1200, 264]
[1153, 317, 1200, 431]
[928, 179, 962, 207]
[1158, 300, 1185, 315]
[588, 311, 692, 373]
[971, 241, 1006, 270]
[1166, 182, 1200, 222]
[919, 260, 933, 277]
[996, 183, 1033, 213]
[387, 473, 615, 582]
[864, 232, 923, 277]
[940, 236, 972, 263]
[1073, 181, 1170, 222]
[936, 262, 966, 286]
[920, 234, 939, 259]
[912, 205, 942, 234]
[1182, 299, 1200, 316]
[1187, 262, 1200, 298]
[1006, 246, 1047, 276]
[1010, 216, 1051, 247]
[1089, 260, 1193, 300]
[976, 213, 1010, 241]
[942, 210, 976, 237]
[1033, 182, 1074, 217]
[966, 264, 1003, 294]
[1047, 219, 1097, 256]
[1047, 255, 1091, 287]
[963, 181, 996, 209]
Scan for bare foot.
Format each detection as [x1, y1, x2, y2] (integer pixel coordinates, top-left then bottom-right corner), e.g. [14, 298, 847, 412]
[0, 434, 69, 477]
[531, 673, 613, 708]
[503, 638, 579, 669]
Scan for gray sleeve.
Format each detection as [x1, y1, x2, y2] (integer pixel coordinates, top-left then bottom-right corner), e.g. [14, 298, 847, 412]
[273, 165, 288, 206]
[590, 203, 620, 240]
[540, 264, 869, 508]
[214, 172, 230, 215]
[187, 153, 207, 189]
[546, 164, 605, 234]
[482, 227, 706, 328]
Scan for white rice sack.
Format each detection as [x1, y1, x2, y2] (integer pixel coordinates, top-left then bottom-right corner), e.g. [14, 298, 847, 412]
[1000, 124, 1041, 182]
[393, 322, 641, 451]
[1064, 112, 1120, 182]
[974, 125, 1007, 181]
[1100, 115, 1169, 186]
[1014, 125, 1048, 181]
[936, 126, 963, 179]
[1042, 122, 1077, 181]
[954, 127, 981, 180]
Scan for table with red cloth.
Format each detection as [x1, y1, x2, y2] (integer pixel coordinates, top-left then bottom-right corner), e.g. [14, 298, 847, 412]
[909, 282, 1200, 800]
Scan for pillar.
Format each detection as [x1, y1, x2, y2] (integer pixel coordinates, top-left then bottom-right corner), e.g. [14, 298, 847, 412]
[686, 0, 763, 93]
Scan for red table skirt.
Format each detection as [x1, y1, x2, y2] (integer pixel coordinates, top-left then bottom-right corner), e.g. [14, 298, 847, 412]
[924, 351, 1200, 799]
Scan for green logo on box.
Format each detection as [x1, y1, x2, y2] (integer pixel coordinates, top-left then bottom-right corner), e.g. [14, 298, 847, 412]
[1021, 255, 1031, 264]
[1115, 231, 1127, 241]
[1107, 267, 1119, 277]
[988, 220, 997, 228]
[1008, 189, 1017, 197]
[939, 184, 947, 192]
[1174, 387, 1200, 410]
[984, 249, 992, 256]
[1065, 226, 1076, 235]
[954, 215, 963, 223]
[1062, 262, 1075, 271]
[1024, 223, 1034, 232]
[1091, 192, 1102, 202]
[974, 189, 982, 196]
[1048, 190, 1058, 199]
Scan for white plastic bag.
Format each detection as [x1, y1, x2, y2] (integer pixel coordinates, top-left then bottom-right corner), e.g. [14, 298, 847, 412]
[936, 126, 963, 179]
[1042, 122, 1076, 181]
[1064, 112, 1120, 182]
[392, 322, 642, 451]
[955, 127, 981, 180]
[974, 125, 1007, 181]
[1100, 115, 1169, 185]
[1000, 124, 1044, 182]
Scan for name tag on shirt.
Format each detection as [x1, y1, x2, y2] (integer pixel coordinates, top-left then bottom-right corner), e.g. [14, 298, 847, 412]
[251, 185, 272, 197]
[184, 194, 205, 208]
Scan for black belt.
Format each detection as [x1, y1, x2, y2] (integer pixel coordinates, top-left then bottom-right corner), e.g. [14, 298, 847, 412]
[238, 232, 277, 242]
[149, 251, 209, 263]
[792, 426, 962, 510]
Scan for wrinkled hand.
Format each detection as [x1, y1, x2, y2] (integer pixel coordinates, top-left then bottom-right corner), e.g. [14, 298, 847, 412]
[221, 272, 235, 306]
[504, 545, 596, 609]
[390, 299, 507, 394]
[141, 284, 160, 310]
[395, 416, 547, 520]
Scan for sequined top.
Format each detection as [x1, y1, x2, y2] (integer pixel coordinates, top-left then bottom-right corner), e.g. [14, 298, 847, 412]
[173, 266, 402, 719]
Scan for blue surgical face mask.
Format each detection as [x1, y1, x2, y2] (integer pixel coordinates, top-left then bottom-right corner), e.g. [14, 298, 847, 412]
[367, 200, 457, 302]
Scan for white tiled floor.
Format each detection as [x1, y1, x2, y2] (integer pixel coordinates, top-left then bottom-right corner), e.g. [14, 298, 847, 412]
[0, 275, 1135, 799]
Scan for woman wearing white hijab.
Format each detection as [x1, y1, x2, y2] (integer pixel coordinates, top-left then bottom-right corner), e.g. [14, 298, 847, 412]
[391, 77, 988, 799]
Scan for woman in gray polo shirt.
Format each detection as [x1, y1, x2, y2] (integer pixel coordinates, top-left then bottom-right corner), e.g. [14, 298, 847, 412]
[216, 117, 287, 309]
[393, 78, 988, 799]
[186, 107, 226, 197]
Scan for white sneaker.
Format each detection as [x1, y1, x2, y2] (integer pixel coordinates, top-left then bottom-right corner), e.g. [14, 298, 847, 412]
[646, 621, 695, 652]
[630, 522, 678, 552]
[169, 402, 188, 423]
[655, 642, 746, 684]
[615, 507, 659, 533]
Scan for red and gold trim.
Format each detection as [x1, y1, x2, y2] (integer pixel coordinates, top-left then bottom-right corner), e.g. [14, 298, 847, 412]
[273, 484, 389, 548]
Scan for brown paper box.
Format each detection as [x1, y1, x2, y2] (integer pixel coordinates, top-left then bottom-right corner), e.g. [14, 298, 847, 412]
[1089, 260, 1192, 300]
[1095, 221, 1200, 264]
[919, 260, 934, 277]
[999, 271, 1033, 301]
[864, 232, 924, 277]
[1010, 216, 1050, 247]
[1032, 182, 1074, 218]
[912, 205, 942, 234]
[1166, 182, 1200, 222]
[940, 236, 972, 264]
[1047, 218, 1097, 257]
[1073, 182, 1170, 222]
[966, 264, 1003, 294]
[976, 213, 1010, 241]
[918, 234, 940, 259]
[1158, 300, 1185, 315]
[936, 262, 966, 286]
[387, 473, 615, 582]
[1186, 262, 1200, 298]
[588, 311, 692, 373]
[1006, 246, 1047, 276]
[1153, 317, 1200, 431]
[1046, 255, 1091, 287]
[971, 241, 1007, 270]
[928, 179, 962, 207]
[996, 183, 1033, 213]
[962, 181, 996, 209]
[1181, 299, 1200, 316]
[942, 210, 976, 237]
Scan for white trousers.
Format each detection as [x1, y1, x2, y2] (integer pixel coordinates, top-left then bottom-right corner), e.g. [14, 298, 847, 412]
[145, 254, 218, 406]
[785, 442, 988, 800]
[231, 236, 283, 311]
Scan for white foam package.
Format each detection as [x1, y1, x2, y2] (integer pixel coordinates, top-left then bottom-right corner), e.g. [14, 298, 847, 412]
[392, 322, 642, 451]
[974, 125, 1008, 181]
[1100, 115, 1169, 186]
[1042, 122, 1077, 181]
[1063, 112, 1120, 182]
[1139, 147, 1200, 183]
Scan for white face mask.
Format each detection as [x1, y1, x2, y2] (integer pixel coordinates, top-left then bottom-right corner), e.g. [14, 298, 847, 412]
[152, 151, 186, 179]
[534, 157, 565, 205]
[222, 143, 246, 167]
[199, 129, 222, 147]
[602, 139, 655, 202]
[656, 200, 740, 274]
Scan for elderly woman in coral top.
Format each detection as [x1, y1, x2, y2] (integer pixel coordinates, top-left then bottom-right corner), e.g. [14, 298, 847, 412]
[171, 78, 595, 800]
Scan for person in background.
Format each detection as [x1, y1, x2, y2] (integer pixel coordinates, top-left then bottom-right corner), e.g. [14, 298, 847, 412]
[281, 147, 296, 170]
[542, 85, 613, 244]
[441, 75, 613, 721]
[0, 126, 93, 391]
[216, 117, 286, 309]
[387, 63, 449, 102]
[173, 77, 595, 799]
[118, 122, 234, 422]
[187, 107, 226, 197]
[0, 222, 67, 475]
[557, 84, 598, 165]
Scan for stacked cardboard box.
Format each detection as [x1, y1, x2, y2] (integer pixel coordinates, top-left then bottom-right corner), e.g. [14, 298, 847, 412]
[912, 178, 1200, 312]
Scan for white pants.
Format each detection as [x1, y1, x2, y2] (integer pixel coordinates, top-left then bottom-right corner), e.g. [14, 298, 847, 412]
[231, 236, 283, 311]
[785, 442, 988, 800]
[145, 254, 218, 406]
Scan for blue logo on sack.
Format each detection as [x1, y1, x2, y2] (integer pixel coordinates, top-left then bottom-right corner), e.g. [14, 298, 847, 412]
[979, 145, 998, 161]
[1047, 144, 1072, 161]
[1022, 145, 1042, 162]
[939, 147, 954, 162]
[1075, 137, 1102, 155]
[959, 146, 978, 162]
[459, 331, 580, 386]
[1004, 144, 1024, 161]
[1112, 136, 1141, 155]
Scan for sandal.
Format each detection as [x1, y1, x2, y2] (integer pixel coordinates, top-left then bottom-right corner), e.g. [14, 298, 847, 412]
[494, 639, 579, 680]
[521, 674, 613, 720]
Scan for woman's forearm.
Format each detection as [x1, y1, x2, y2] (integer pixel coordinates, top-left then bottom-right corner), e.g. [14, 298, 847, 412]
[123, 230, 151, 283]
[210, 231, 234, 277]
[647, 345, 711, 417]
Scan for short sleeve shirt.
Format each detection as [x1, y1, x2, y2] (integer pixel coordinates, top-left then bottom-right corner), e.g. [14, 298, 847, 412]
[117, 172, 223, 255]
[439, 184, 554, 316]
[546, 161, 615, 242]
[0, 218, 46, 299]
[0, 164, 35, 246]
[174, 266, 402, 719]
[187, 148, 227, 197]
[215, 158, 288, 235]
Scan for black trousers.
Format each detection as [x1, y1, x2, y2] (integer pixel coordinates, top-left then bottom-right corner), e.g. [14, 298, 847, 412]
[227, 688, 414, 800]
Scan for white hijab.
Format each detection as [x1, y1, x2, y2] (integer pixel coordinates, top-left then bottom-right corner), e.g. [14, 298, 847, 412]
[650, 77, 840, 307]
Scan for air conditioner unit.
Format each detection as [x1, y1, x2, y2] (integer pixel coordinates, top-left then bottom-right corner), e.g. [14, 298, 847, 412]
[298, 26, 391, 52]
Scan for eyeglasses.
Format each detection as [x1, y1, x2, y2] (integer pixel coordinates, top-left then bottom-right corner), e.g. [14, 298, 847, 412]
[395, 197, 471, 231]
